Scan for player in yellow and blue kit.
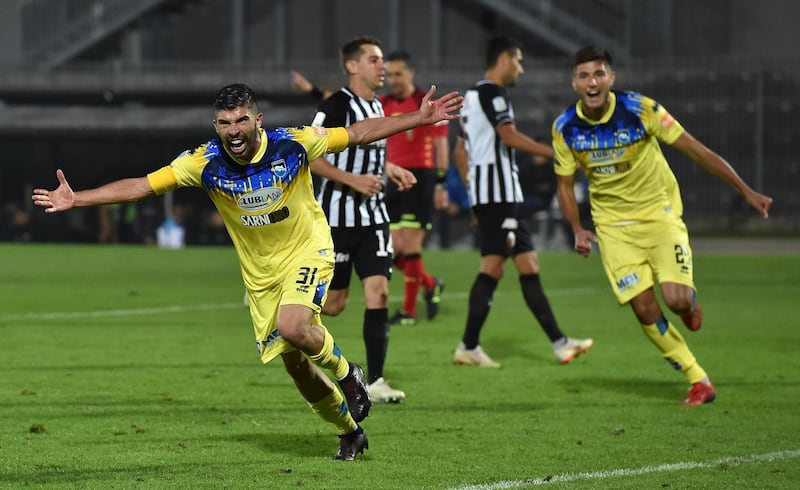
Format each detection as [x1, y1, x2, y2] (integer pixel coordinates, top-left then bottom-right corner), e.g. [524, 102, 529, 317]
[553, 47, 773, 406]
[32, 83, 462, 459]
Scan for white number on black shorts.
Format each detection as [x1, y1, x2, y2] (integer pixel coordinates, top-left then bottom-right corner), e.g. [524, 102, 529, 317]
[375, 229, 393, 257]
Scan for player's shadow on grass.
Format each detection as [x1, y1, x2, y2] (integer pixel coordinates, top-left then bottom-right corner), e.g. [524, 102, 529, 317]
[573, 376, 686, 402]
[217, 432, 333, 458]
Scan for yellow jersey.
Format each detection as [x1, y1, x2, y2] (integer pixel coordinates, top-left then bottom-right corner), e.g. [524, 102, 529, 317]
[147, 126, 349, 290]
[552, 91, 685, 225]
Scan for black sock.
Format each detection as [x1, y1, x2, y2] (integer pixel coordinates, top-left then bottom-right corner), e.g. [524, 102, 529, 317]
[519, 274, 565, 342]
[462, 273, 498, 349]
[363, 308, 389, 384]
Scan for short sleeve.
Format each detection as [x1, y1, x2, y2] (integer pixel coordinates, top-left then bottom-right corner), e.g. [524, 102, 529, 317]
[289, 126, 350, 161]
[639, 96, 685, 144]
[146, 166, 178, 195]
[147, 142, 212, 195]
[477, 84, 513, 128]
[552, 120, 577, 177]
[173, 145, 212, 186]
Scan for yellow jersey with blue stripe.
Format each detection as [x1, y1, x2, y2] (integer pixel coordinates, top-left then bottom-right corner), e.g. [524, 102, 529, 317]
[552, 91, 685, 225]
[147, 126, 348, 291]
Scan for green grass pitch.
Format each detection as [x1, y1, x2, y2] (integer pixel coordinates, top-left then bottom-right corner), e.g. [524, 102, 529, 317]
[1, 243, 798, 489]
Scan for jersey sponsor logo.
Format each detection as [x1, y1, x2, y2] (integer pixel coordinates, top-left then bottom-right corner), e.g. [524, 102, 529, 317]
[313, 127, 329, 136]
[335, 252, 351, 263]
[240, 206, 290, 226]
[588, 148, 626, 164]
[492, 96, 508, 112]
[615, 272, 640, 292]
[256, 328, 282, 355]
[616, 129, 631, 145]
[593, 161, 632, 175]
[236, 186, 282, 211]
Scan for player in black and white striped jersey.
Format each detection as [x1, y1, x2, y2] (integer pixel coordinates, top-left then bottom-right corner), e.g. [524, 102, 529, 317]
[453, 36, 594, 367]
[312, 84, 387, 227]
[310, 36, 416, 404]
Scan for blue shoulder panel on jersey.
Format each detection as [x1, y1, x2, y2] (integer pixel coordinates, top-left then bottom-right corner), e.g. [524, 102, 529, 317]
[559, 93, 648, 152]
[553, 106, 578, 133]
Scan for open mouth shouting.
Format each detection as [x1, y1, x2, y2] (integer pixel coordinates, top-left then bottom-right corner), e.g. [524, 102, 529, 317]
[585, 89, 602, 107]
[228, 137, 247, 156]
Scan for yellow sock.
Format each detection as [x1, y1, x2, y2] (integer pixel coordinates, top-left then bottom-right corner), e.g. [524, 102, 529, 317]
[309, 390, 357, 435]
[640, 317, 707, 384]
[308, 326, 350, 380]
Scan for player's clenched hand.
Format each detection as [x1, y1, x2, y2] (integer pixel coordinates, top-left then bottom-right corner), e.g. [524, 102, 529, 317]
[745, 190, 773, 219]
[386, 162, 416, 192]
[419, 85, 463, 126]
[574, 229, 597, 258]
[32, 169, 75, 213]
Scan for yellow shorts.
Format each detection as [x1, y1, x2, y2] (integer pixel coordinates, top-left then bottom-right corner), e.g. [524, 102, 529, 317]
[246, 250, 334, 364]
[596, 218, 695, 305]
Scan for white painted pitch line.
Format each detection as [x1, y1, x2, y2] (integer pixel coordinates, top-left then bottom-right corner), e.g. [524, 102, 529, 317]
[449, 449, 800, 490]
[0, 287, 599, 323]
[0, 302, 244, 322]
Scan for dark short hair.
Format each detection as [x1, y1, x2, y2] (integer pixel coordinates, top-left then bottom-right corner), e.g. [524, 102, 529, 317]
[486, 36, 521, 69]
[341, 36, 382, 72]
[574, 46, 613, 67]
[386, 50, 413, 69]
[214, 83, 258, 112]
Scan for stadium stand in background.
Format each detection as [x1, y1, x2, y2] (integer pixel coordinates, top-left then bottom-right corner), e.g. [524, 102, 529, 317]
[0, 0, 798, 244]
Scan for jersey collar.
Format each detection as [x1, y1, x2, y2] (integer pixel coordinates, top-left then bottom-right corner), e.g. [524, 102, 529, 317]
[576, 91, 617, 124]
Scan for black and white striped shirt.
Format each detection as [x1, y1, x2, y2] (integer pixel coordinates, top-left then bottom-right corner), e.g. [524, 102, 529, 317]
[312, 88, 388, 228]
[459, 80, 524, 206]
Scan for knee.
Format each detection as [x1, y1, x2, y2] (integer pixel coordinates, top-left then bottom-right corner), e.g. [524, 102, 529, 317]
[663, 291, 694, 314]
[277, 317, 310, 346]
[364, 279, 389, 308]
[632, 305, 661, 325]
[282, 353, 310, 379]
[630, 297, 662, 325]
[515, 252, 540, 275]
[481, 263, 505, 280]
[322, 296, 346, 316]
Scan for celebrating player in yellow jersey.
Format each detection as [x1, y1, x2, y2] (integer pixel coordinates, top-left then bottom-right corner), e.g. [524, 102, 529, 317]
[32, 83, 462, 460]
[553, 47, 772, 406]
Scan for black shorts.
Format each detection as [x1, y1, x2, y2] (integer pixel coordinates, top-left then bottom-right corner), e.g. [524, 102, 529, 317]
[386, 168, 436, 230]
[329, 224, 393, 290]
[473, 203, 535, 257]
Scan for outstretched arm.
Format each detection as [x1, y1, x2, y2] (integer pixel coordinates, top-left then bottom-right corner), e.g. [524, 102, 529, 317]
[32, 169, 155, 213]
[346, 85, 462, 146]
[671, 131, 772, 218]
